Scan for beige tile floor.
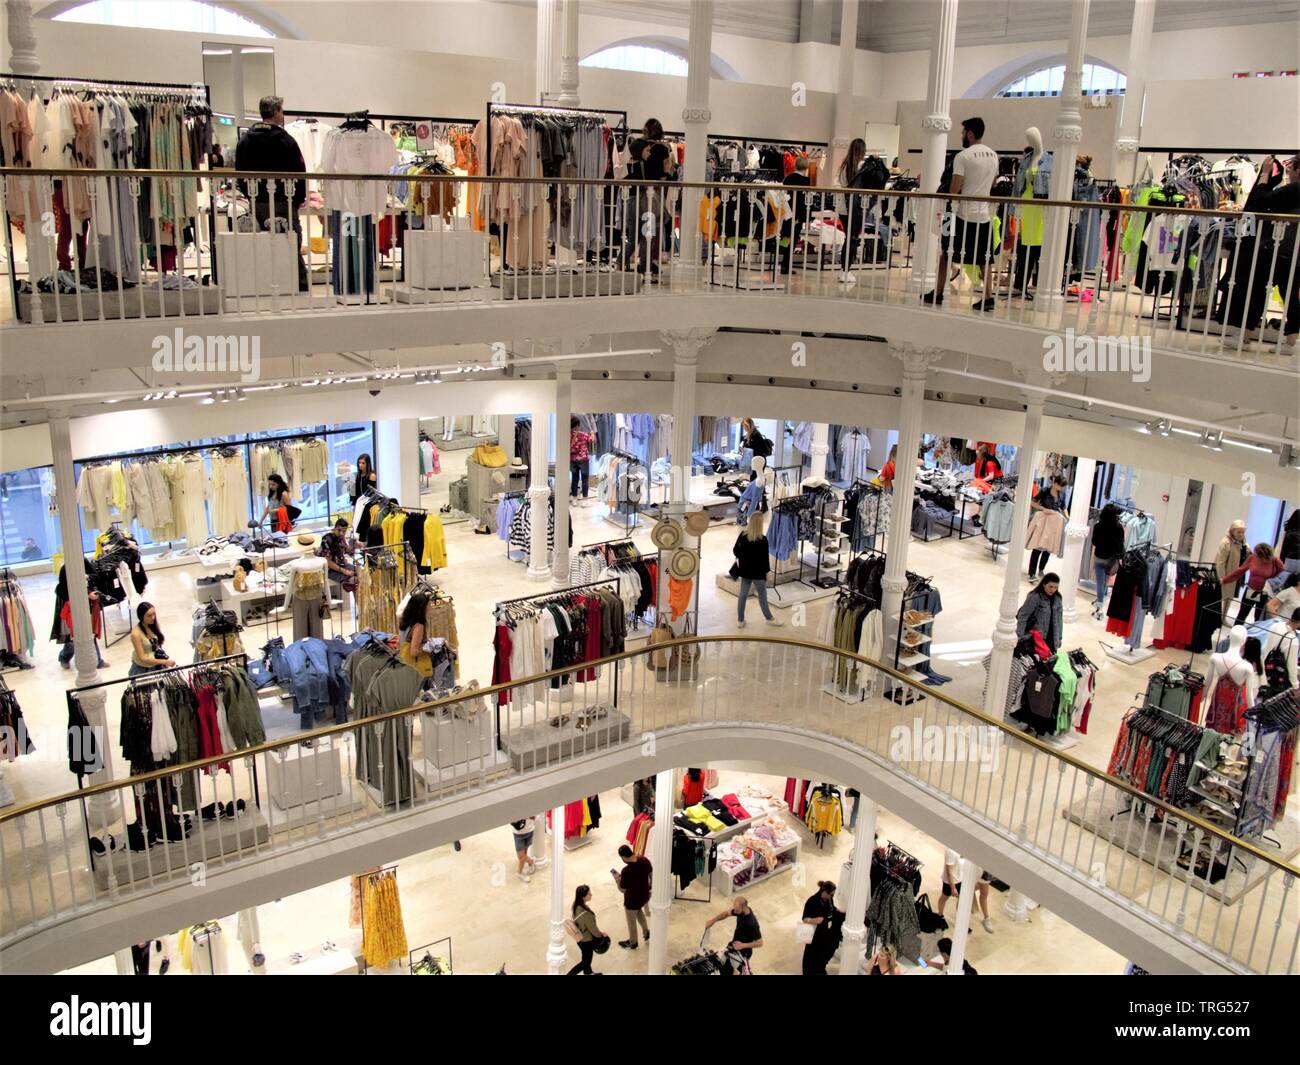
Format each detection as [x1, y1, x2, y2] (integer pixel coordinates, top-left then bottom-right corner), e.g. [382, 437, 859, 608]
[3, 453, 1295, 971]
[58, 770, 1126, 976]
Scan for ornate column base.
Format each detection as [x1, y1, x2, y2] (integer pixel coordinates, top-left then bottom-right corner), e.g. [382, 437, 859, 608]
[1004, 889, 1033, 922]
[547, 921, 569, 974]
[526, 484, 553, 582]
[838, 925, 867, 975]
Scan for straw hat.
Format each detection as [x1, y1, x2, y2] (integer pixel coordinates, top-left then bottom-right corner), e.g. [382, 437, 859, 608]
[668, 548, 699, 579]
[651, 518, 683, 550]
[684, 510, 710, 537]
[296, 532, 318, 548]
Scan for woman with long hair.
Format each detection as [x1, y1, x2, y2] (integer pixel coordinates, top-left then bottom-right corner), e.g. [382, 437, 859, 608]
[350, 453, 377, 505]
[261, 473, 299, 531]
[397, 592, 433, 676]
[129, 601, 174, 676]
[1016, 572, 1063, 651]
[567, 884, 605, 975]
[733, 512, 783, 627]
[836, 138, 868, 279]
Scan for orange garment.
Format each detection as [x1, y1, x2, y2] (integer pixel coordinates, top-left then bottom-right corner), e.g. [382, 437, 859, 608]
[668, 576, 693, 620]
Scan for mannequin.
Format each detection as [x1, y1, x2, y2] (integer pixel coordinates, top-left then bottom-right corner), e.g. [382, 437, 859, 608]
[282, 555, 332, 642]
[1012, 126, 1050, 294]
[1203, 625, 1260, 733]
[1247, 616, 1298, 694]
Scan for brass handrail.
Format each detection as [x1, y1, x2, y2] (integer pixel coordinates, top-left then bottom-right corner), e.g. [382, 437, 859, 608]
[2, 166, 1297, 222]
[3, 634, 1295, 877]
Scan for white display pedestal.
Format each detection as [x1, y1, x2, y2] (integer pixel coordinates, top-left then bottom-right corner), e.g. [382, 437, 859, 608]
[266, 737, 346, 810]
[1103, 644, 1156, 665]
[404, 228, 487, 290]
[420, 706, 495, 770]
[216, 231, 298, 301]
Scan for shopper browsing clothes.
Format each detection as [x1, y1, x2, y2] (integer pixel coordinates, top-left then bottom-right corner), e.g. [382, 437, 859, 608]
[52, 568, 106, 669]
[318, 518, 358, 595]
[800, 880, 844, 975]
[510, 816, 536, 883]
[260, 473, 300, 532]
[567, 885, 607, 976]
[733, 512, 784, 628]
[681, 768, 705, 807]
[129, 602, 174, 677]
[933, 937, 979, 974]
[1224, 543, 1286, 624]
[614, 845, 652, 949]
[1026, 474, 1069, 580]
[738, 417, 773, 473]
[1215, 520, 1249, 623]
[1016, 573, 1063, 653]
[350, 453, 378, 506]
[570, 416, 594, 500]
[234, 95, 308, 291]
[704, 897, 763, 973]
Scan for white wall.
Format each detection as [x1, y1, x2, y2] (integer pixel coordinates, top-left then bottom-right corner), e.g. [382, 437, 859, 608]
[1140, 79, 1300, 153]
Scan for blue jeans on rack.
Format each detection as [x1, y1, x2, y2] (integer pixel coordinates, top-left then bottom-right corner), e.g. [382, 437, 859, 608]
[737, 579, 773, 622]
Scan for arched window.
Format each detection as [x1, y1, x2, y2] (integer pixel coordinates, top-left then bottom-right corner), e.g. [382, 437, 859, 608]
[996, 62, 1124, 98]
[581, 44, 688, 77]
[52, 0, 275, 37]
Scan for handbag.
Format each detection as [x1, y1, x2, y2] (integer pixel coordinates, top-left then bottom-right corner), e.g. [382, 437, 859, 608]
[915, 892, 948, 934]
[794, 922, 816, 946]
[472, 444, 508, 468]
[564, 918, 582, 941]
[592, 934, 612, 955]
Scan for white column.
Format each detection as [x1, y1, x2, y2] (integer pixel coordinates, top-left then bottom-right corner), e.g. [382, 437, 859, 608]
[49, 415, 120, 825]
[881, 346, 937, 645]
[552, 368, 573, 589]
[555, 0, 580, 107]
[546, 802, 567, 974]
[536, 0, 559, 104]
[947, 858, 979, 974]
[1035, 0, 1091, 307]
[646, 767, 676, 974]
[527, 407, 553, 582]
[837, 796, 878, 974]
[662, 329, 712, 504]
[909, 0, 959, 293]
[983, 392, 1046, 717]
[1113, 0, 1155, 186]
[679, 0, 713, 264]
[828, 0, 861, 183]
[1059, 456, 1097, 623]
[808, 422, 831, 481]
[5, 0, 40, 74]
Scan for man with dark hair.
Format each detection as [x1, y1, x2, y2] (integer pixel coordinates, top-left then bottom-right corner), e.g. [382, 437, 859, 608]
[613, 844, 653, 949]
[235, 94, 308, 290]
[934, 936, 979, 973]
[923, 115, 999, 312]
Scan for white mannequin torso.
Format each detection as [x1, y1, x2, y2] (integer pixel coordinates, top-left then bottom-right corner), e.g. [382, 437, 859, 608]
[1205, 626, 1260, 709]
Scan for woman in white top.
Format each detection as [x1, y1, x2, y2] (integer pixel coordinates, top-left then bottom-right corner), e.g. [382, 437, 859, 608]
[1267, 573, 1300, 620]
[937, 849, 994, 932]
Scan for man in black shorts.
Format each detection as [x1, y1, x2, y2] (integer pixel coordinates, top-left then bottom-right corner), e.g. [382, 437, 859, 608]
[923, 117, 999, 311]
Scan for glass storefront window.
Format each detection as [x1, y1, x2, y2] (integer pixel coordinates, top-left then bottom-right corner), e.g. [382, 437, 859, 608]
[0, 423, 374, 565]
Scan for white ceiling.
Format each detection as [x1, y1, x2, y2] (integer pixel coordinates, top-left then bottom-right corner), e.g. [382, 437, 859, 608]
[551, 0, 1300, 51]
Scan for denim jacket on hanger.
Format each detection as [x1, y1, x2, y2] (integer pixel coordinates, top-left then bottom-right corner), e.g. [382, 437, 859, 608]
[1012, 150, 1054, 198]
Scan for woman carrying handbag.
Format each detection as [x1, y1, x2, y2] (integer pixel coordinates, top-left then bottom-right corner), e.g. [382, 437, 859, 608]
[566, 885, 608, 975]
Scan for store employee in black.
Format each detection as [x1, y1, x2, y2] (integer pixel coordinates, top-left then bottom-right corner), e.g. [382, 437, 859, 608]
[705, 897, 763, 972]
[780, 154, 812, 274]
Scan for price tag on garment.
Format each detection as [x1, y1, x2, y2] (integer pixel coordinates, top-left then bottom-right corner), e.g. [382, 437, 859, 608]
[1033, 681, 1044, 692]
[415, 123, 435, 150]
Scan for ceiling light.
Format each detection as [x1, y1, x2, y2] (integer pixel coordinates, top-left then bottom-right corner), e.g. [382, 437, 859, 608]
[1222, 437, 1271, 453]
[1200, 429, 1224, 451]
[1280, 444, 1300, 469]
[200, 397, 215, 405]
[1170, 426, 1198, 438]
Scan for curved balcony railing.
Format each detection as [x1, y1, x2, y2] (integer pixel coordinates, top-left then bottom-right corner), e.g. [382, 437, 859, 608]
[3, 166, 1297, 371]
[1, 636, 1295, 973]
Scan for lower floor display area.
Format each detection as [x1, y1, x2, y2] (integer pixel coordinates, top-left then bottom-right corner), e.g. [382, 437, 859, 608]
[58, 770, 1125, 976]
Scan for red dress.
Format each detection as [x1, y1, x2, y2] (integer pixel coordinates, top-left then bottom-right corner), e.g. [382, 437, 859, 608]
[1204, 678, 1246, 735]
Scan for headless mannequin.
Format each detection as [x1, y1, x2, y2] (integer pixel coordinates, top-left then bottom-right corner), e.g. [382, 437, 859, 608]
[1251, 617, 1298, 690]
[1204, 625, 1260, 730]
[1015, 126, 1047, 292]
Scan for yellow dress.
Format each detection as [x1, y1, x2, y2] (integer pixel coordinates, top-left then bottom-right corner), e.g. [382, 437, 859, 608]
[1020, 166, 1044, 248]
[422, 514, 448, 570]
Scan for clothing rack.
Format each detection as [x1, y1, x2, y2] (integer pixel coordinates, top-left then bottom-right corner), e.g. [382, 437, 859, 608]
[284, 109, 476, 127]
[673, 833, 718, 903]
[0, 72, 208, 95]
[493, 576, 623, 749]
[496, 489, 529, 561]
[485, 102, 629, 186]
[357, 863, 400, 974]
[603, 448, 644, 534]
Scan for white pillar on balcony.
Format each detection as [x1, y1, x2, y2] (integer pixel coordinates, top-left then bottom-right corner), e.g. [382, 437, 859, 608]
[6, 0, 39, 74]
[552, 367, 573, 589]
[528, 404, 553, 582]
[546, 802, 567, 973]
[881, 345, 939, 648]
[555, 0, 580, 107]
[1035, 0, 1091, 308]
[828, 0, 861, 182]
[808, 422, 830, 481]
[49, 414, 120, 825]
[838, 796, 878, 974]
[536, 0, 560, 104]
[983, 391, 1046, 718]
[947, 858, 980, 974]
[1114, 0, 1154, 186]
[909, 0, 959, 293]
[679, 0, 713, 264]
[1059, 456, 1097, 623]
[647, 767, 676, 974]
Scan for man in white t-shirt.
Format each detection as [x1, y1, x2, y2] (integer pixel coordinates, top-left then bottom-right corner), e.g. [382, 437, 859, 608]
[923, 117, 1000, 312]
[937, 848, 995, 932]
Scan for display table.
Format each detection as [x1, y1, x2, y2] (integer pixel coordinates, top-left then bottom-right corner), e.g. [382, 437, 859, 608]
[215, 231, 299, 304]
[266, 736, 346, 810]
[220, 578, 288, 622]
[711, 820, 801, 896]
[402, 228, 488, 290]
[501, 706, 631, 771]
